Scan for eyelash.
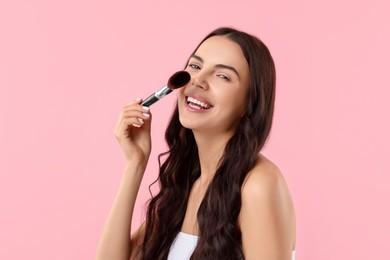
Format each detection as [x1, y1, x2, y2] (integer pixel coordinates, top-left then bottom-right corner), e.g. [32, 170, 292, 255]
[188, 63, 201, 70]
[187, 63, 231, 81]
[217, 74, 230, 81]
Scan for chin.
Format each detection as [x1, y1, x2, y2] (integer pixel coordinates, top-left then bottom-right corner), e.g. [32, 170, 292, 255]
[178, 113, 195, 130]
[177, 112, 204, 132]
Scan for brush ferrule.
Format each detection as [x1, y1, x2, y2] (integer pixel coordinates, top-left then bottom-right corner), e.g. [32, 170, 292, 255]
[155, 85, 173, 99]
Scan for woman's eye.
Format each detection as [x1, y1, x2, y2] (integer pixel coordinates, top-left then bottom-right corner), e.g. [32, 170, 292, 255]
[217, 74, 230, 81]
[188, 63, 201, 70]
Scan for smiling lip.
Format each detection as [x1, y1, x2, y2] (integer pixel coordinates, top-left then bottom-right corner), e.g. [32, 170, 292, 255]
[184, 94, 214, 111]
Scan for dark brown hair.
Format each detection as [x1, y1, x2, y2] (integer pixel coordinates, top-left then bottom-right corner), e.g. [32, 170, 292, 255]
[141, 27, 276, 259]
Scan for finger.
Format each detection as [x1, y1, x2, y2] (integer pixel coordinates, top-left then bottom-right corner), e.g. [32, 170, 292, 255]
[122, 98, 145, 110]
[122, 110, 151, 121]
[114, 117, 145, 137]
[114, 99, 151, 135]
[139, 110, 152, 130]
[120, 117, 145, 129]
[115, 104, 149, 128]
[123, 98, 142, 106]
[122, 104, 150, 115]
[114, 110, 145, 130]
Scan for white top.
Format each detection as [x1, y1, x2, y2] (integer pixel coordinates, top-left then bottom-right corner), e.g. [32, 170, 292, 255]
[168, 232, 199, 260]
[168, 231, 296, 260]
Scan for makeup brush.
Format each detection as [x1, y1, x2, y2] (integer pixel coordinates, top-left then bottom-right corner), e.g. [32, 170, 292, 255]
[141, 71, 191, 107]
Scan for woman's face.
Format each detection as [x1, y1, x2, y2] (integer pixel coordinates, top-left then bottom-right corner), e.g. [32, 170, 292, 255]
[178, 35, 250, 135]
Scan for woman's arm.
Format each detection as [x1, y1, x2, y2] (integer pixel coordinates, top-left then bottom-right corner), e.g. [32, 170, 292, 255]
[96, 99, 152, 260]
[239, 156, 296, 260]
[96, 163, 145, 260]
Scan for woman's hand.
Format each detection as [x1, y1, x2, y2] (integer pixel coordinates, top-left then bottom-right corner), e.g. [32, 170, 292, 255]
[114, 98, 152, 165]
[96, 99, 151, 260]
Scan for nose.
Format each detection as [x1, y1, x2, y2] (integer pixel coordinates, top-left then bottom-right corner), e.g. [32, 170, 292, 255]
[191, 71, 209, 90]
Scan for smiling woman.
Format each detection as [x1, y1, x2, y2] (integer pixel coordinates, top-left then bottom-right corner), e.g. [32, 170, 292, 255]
[178, 36, 250, 136]
[96, 27, 296, 260]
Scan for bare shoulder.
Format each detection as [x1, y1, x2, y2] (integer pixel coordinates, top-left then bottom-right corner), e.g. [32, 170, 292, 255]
[242, 153, 288, 196]
[241, 153, 295, 223]
[239, 153, 296, 258]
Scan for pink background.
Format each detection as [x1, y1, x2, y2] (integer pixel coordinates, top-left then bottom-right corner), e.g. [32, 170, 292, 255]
[1, 0, 389, 259]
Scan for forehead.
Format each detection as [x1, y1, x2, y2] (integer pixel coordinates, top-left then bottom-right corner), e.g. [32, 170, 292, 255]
[194, 36, 249, 74]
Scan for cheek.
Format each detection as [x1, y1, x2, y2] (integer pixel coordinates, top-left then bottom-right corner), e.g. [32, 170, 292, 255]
[212, 94, 242, 125]
[228, 89, 248, 118]
[219, 86, 246, 107]
[177, 88, 188, 113]
[177, 88, 185, 101]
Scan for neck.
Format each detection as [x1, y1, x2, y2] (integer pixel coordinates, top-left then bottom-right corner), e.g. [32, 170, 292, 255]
[192, 130, 233, 186]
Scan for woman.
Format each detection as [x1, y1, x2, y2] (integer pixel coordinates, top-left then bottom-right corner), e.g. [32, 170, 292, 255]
[96, 27, 296, 260]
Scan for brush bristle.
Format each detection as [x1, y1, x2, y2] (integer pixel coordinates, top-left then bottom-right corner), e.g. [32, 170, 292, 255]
[167, 71, 191, 90]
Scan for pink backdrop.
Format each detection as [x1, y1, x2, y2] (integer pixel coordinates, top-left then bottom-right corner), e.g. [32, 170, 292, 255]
[1, 0, 389, 259]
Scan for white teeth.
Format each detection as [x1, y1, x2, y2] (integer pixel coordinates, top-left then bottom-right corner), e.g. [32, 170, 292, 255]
[187, 96, 210, 109]
[189, 103, 201, 110]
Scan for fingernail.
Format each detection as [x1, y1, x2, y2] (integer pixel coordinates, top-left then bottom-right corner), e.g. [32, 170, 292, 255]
[143, 113, 150, 117]
[132, 123, 141, 128]
[136, 98, 142, 101]
[142, 106, 150, 111]
[138, 118, 144, 124]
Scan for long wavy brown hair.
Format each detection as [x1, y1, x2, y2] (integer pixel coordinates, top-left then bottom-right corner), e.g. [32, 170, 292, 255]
[140, 27, 276, 259]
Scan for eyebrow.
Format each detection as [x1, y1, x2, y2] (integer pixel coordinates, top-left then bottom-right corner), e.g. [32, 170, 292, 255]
[190, 54, 241, 79]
